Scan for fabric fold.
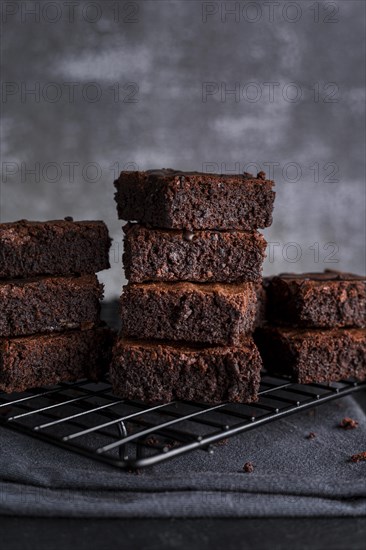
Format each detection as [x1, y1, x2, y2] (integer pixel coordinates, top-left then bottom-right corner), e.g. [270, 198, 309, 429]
[0, 394, 365, 517]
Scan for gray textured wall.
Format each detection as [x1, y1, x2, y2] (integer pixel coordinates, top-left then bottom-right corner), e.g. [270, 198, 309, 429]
[1, 0, 365, 298]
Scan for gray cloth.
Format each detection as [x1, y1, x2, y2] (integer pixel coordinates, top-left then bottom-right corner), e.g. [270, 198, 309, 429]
[0, 393, 365, 518]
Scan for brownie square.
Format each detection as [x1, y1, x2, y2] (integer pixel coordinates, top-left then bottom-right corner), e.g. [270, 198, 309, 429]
[255, 326, 366, 384]
[121, 282, 257, 345]
[123, 223, 266, 283]
[110, 338, 262, 404]
[114, 169, 275, 230]
[0, 275, 103, 337]
[0, 326, 115, 394]
[0, 219, 111, 278]
[264, 270, 365, 328]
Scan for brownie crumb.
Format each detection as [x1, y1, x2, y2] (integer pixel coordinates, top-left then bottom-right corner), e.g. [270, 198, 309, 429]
[350, 452, 366, 463]
[306, 432, 316, 440]
[243, 462, 254, 473]
[64, 216, 74, 221]
[257, 171, 266, 180]
[165, 440, 180, 449]
[127, 468, 142, 475]
[145, 436, 160, 447]
[339, 417, 359, 430]
[214, 438, 229, 447]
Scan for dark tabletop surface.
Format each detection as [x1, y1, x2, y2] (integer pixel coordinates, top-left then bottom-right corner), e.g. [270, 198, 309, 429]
[1, 516, 365, 550]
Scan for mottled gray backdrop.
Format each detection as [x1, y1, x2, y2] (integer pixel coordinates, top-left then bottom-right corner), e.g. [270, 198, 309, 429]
[1, 0, 365, 298]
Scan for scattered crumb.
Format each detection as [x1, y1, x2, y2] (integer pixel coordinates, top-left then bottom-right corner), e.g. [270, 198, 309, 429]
[257, 171, 266, 180]
[306, 432, 316, 440]
[307, 410, 315, 417]
[145, 436, 160, 447]
[165, 440, 180, 449]
[243, 462, 254, 473]
[350, 452, 366, 463]
[127, 468, 142, 475]
[214, 438, 229, 447]
[339, 417, 359, 430]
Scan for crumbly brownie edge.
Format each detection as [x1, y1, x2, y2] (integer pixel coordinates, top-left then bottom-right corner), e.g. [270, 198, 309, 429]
[0, 326, 116, 394]
[123, 224, 267, 283]
[120, 282, 257, 345]
[0, 219, 111, 278]
[114, 170, 275, 230]
[255, 327, 366, 383]
[265, 275, 366, 328]
[110, 338, 262, 404]
[0, 275, 103, 337]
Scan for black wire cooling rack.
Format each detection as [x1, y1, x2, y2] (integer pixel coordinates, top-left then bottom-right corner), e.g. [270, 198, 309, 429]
[0, 375, 365, 469]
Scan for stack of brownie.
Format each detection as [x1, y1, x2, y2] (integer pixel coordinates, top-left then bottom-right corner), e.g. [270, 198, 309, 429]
[255, 270, 366, 383]
[111, 169, 275, 403]
[0, 219, 114, 393]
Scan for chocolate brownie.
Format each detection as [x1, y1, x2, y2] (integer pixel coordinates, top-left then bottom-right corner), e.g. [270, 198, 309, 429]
[114, 169, 275, 231]
[110, 338, 262, 403]
[0, 326, 115, 394]
[120, 282, 257, 345]
[254, 282, 267, 328]
[123, 223, 266, 283]
[255, 326, 366, 384]
[0, 219, 111, 278]
[0, 275, 103, 337]
[264, 270, 365, 328]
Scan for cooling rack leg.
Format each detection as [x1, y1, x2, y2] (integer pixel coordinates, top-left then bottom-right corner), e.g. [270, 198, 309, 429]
[136, 444, 144, 460]
[117, 421, 128, 460]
